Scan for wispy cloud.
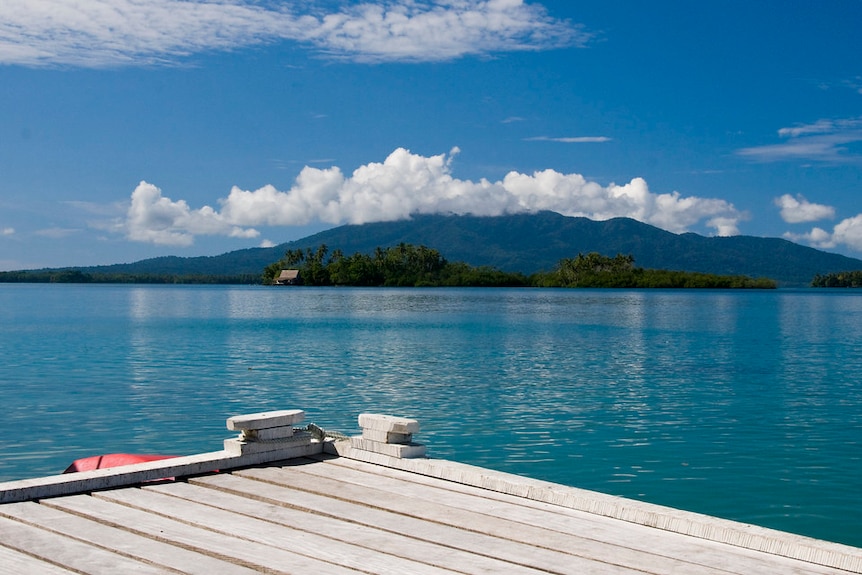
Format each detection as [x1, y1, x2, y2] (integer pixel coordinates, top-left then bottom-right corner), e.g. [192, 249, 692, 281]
[525, 136, 611, 143]
[63, 200, 126, 217]
[737, 117, 862, 164]
[0, 0, 587, 67]
[1, 227, 14, 236]
[819, 76, 862, 95]
[34, 227, 81, 239]
[774, 194, 835, 224]
[846, 76, 862, 95]
[112, 146, 745, 246]
[271, 158, 337, 171]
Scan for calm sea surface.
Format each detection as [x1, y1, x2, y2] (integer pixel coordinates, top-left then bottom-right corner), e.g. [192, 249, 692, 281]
[1, 284, 860, 546]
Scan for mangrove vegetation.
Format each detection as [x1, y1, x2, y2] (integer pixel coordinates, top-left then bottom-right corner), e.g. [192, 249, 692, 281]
[264, 244, 776, 289]
[811, 270, 862, 287]
[0, 270, 260, 284]
[263, 243, 528, 287]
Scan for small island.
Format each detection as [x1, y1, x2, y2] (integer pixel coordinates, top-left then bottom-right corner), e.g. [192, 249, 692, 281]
[263, 243, 776, 289]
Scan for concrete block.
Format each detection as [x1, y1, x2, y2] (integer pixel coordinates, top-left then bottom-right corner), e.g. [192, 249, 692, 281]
[357, 413, 419, 435]
[240, 426, 295, 441]
[227, 409, 305, 431]
[349, 436, 426, 459]
[361, 428, 412, 444]
[224, 431, 312, 456]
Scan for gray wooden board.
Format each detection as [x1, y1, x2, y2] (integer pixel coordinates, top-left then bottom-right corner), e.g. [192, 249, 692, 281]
[319, 455, 862, 573]
[0, 501, 260, 575]
[239, 459, 847, 575]
[191, 472, 623, 575]
[0, 544, 78, 575]
[96, 485, 460, 575]
[144, 480, 550, 575]
[328, 448, 862, 572]
[0, 513, 172, 574]
[306, 455, 850, 574]
[209, 467, 745, 575]
[241, 464, 738, 574]
[41, 493, 360, 575]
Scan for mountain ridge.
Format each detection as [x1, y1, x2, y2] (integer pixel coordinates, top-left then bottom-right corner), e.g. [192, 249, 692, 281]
[39, 212, 862, 286]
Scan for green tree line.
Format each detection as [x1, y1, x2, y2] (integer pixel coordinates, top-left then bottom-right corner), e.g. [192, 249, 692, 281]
[263, 243, 529, 287]
[532, 252, 776, 288]
[811, 270, 862, 287]
[265, 245, 776, 289]
[0, 270, 260, 284]
[0, 247, 776, 288]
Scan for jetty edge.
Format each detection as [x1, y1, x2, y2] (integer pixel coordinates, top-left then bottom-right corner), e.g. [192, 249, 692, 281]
[0, 409, 857, 574]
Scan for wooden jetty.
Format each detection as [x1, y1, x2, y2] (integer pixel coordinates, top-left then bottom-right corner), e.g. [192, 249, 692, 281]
[1, 409, 860, 574]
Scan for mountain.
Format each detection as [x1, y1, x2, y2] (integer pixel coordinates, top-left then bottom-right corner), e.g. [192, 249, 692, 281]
[72, 212, 862, 286]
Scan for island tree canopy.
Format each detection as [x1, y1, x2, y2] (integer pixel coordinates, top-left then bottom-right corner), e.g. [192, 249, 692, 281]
[264, 245, 775, 289]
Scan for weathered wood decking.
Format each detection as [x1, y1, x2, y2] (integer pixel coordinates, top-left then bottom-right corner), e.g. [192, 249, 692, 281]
[1, 411, 860, 574]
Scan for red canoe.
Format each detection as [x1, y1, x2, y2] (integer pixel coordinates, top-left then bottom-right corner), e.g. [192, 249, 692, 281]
[63, 453, 178, 474]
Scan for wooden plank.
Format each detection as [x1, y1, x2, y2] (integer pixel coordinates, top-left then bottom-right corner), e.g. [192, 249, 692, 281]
[42, 493, 359, 575]
[0, 544, 78, 574]
[198, 471, 674, 575]
[0, 514, 173, 574]
[327, 445, 862, 573]
[239, 463, 844, 575]
[0, 443, 324, 504]
[0, 501, 260, 575]
[96, 486, 461, 575]
[145, 479, 552, 575]
[313, 457, 853, 575]
[317, 453, 636, 520]
[240, 465, 717, 573]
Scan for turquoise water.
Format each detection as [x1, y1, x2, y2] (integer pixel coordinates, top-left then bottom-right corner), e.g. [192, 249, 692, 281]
[1, 284, 861, 547]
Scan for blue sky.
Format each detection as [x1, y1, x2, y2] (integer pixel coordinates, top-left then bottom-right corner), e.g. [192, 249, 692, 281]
[2, 1, 861, 270]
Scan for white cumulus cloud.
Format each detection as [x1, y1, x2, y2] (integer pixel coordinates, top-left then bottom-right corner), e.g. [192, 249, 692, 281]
[774, 194, 835, 224]
[785, 214, 862, 252]
[124, 181, 260, 246]
[833, 215, 862, 251]
[117, 147, 744, 246]
[0, 0, 585, 67]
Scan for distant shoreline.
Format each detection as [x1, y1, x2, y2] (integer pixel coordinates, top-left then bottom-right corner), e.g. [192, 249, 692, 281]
[0, 271, 778, 289]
